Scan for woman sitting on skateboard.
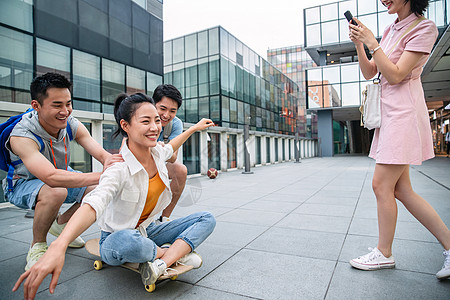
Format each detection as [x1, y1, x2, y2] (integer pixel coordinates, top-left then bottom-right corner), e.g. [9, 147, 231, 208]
[13, 93, 216, 299]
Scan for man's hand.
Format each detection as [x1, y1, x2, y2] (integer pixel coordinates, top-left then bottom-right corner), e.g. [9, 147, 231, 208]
[12, 245, 66, 300]
[193, 118, 215, 131]
[102, 154, 123, 172]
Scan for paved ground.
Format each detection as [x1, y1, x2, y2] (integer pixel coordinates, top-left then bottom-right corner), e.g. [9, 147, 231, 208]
[1, 155, 449, 299]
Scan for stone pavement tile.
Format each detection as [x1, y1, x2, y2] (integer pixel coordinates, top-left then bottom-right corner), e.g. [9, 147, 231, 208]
[177, 286, 254, 299]
[314, 189, 361, 199]
[325, 262, 450, 300]
[276, 214, 352, 234]
[0, 237, 29, 261]
[216, 209, 286, 227]
[198, 196, 254, 209]
[340, 234, 443, 274]
[305, 195, 359, 207]
[276, 186, 321, 197]
[35, 267, 193, 300]
[247, 227, 345, 261]
[0, 206, 26, 220]
[293, 203, 355, 218]
[2, 253, 95, 300]
[197, 248, 335, 299]
[349, 218, 440, 243]
[171, 204, 234, 219]
[202, 221, 268, 248]
[177, 243, 239, 284]
[240, 199, 300, 213]
[0, 215, 33, 237]
[259, 192, 313, 203]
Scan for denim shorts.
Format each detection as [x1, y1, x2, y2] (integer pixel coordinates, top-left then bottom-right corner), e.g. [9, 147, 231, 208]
[5, 167, 87, 210]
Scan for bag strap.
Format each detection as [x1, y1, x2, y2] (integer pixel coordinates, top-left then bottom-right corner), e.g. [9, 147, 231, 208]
[374, 16, 425, 83]
[385, 16, 426, 58]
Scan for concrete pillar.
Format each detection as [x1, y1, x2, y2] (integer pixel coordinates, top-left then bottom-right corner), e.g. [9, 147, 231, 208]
[220, 132, 227, 171]
[91, 120, 103, 172]
[318, 110, 333, 157]
[200, 131, 208, 174]
[237, 132, 244, 169]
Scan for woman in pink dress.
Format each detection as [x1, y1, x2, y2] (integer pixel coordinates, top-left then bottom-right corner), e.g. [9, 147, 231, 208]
[348, 0, 450, 279]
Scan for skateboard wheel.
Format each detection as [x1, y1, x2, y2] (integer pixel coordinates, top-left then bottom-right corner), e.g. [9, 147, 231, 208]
[93, 260, 103, 270]
[170, 275, 178, 280]
[145, 284, 155, 292]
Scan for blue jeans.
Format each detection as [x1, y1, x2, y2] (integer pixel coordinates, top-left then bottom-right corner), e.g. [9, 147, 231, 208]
[5, 167, 87, 209]
[99, 211, 216, 266]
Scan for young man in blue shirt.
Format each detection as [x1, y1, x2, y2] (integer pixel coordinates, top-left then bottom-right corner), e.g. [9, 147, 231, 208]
[153, 84, 187, 221]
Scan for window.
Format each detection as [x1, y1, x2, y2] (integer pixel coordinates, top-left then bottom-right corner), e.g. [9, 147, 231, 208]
[185, 34, 197, 61]
[126, 66, 145, 94]
[208, 132, 220, 170]
[73, 50, 100, 101]
[70, 122, 92, 173]
[0, 0, 33, 32]
[36, 39, 70, 78]
[102, 58, 125, 109]
[146, 72, 162, 97]
[183, 132, 200, 174]
[0, 27, 33, 92]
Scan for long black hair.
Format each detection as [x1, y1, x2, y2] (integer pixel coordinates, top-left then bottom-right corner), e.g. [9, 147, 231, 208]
[112, 92, 155, 139]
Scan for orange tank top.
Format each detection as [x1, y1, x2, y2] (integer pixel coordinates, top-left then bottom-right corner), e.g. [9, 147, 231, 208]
[136, 172, 165, 227]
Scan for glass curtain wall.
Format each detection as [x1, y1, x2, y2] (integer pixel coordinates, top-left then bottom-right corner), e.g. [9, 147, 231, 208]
[164, 26, 301, 135]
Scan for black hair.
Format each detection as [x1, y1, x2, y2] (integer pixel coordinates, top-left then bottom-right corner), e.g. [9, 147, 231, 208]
[112, 92, 155, 139]
[152, 84, 183, 108]
[30, 72, 72, 105]
[404, 0, 429, 16]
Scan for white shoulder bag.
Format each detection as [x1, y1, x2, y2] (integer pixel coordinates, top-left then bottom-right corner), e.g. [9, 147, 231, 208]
[360, 16, 425, 130]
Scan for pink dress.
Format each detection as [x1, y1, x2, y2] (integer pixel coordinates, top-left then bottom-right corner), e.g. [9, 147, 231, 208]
[369, 13, 438, 165]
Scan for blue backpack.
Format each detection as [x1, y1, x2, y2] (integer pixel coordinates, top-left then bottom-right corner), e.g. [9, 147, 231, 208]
[0, 108, 73, 192]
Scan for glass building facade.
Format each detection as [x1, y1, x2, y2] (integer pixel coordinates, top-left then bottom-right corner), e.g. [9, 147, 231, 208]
[164, 26, 302, 136]
[0, 0, 164, 201]
[267, 45, 318, 138]
[304, 0, 449, 110]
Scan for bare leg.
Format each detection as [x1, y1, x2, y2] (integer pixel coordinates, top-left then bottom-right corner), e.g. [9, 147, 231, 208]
[58, 185, 96, 224]
[32, 186, 68, 246]
[373, 164, 408, 257]
[161, 162, 187, 218]
[394, 167, 450, 250]
[158, 239, 191, 267]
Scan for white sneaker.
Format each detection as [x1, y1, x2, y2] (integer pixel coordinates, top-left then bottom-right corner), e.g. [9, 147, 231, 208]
[139, 259, 167, 285]
[177, 251, 203, 269]
[48, 217, 85, 248]
[350, 247, 395, 270]
[25, 242, 48, 271]
[436, 249, 450, 280]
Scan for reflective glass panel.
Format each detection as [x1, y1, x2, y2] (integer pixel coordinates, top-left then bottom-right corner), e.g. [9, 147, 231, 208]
[339, 0, 357, 19]
[306, 24, 321, 46]
[357, 0, 376, 15]
[339, 19, 351, 43]
[341, 82, 360, 106]
[208, 132, 220, 170]
[126, 66, 145, 94]
[321, 3, 338, 21]
[198, 96, 209, 119]
[323, 66, 340, 84]
[0, 27, 33, 90]
[209, 57, 220, 95]
[146, 72, 162, 97]
[36, 39, 70, 78]
[209, 28, 219, 55]
[198, 30, 208, 58]
[73, 50, 100, 101]
[305, 6, 320, 24]
[0, 0, 33, 32]
[341, 63, 359, 83]
[183, 132, 200, 174]
[307, 68, 322, 82]
[185, 98, 198, 123]
[227, 134, 237, 168]
[164, 41, 172, 65]
[70, 122, 92, 172]
[102, 58, 125, 104]
[321, 21, 339, 45]
[358, 14, 378, 36]
[185, 34, 197, 61]
[210, 95, 220, 122]
[172, 37, 184, 64]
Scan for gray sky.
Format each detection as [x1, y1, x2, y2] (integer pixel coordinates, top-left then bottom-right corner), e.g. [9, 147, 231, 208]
[163, 0, 334, 58]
